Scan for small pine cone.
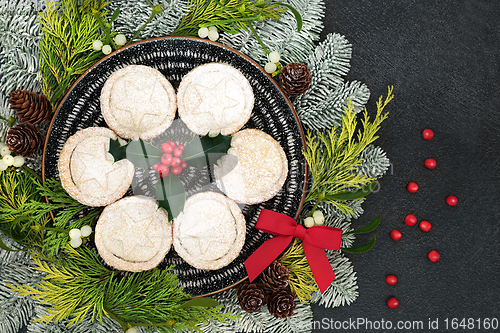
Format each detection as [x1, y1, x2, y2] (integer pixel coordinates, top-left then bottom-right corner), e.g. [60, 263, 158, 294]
[6, 123, 43, 157]
[260, 260, 290, 291]
[7, 89, 52, 124]
[236, 280, 267, 313]
[267, 289, 297, 319]
[279, 63, 312, 97]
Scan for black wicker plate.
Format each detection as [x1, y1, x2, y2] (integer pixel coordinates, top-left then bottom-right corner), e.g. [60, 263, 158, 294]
[43, 37, 307, 296]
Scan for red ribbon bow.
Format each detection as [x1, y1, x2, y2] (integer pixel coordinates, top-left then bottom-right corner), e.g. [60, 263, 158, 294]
[244, 209, 343, 293]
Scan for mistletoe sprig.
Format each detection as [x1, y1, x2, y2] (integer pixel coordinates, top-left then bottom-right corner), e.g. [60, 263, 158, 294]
[8, 245, 237, 332]
[108, 134, 232, 220]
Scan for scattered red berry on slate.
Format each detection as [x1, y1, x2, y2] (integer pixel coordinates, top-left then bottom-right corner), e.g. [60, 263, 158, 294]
[171, 157, 181, 167]
[428, 250, 440, 262]
[161, 142, 174, 153]
[180, 161, 188, 169]
[407, 182, 419, 193]
[422, 129, 434, 140]
[390, 229, 402, 241]
[420, 220, 432, 232]
[171, 166, 182, 175]
[386, 275, 397, 285]
[157, 164, 169, 178]
[424, 158, 436, 169]
[387, 297, 399, 309]
[405, 214, 417, 226]
[161, 153, 173, 165]
[446, 195, 458, 206]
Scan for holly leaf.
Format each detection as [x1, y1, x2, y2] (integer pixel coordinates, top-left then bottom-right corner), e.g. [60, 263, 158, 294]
[109, 138, 162, 169]
[155, 174, 186, 221]
[109, 138, 128, 162]
[182, 134, 232, 171]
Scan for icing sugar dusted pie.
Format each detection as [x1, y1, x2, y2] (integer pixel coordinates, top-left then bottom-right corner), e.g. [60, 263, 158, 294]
[177, 62, 254, 137]
[94, 196, 172, 272]
[173, 192, 246, 270]
[58, 127, 134, 207]
[214, 128, 288, 204]
[100, 65, 177, 141]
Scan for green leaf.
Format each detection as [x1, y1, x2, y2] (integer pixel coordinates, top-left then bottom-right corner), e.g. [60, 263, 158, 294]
[108, 138, 162, 169]
[279, 3, 303, 32]
[155, 175, 186, 221]
[109, 138, 129, 162]
[176, 297, 218, 310]
[0, 234, 20, 252]
[344, 216, 381, 235]
[10, 216, 32, 242]
[341, 236, 376, 253]
[182, 134, 232, 171]
[325, 182, 378, 201]
[110, 7, 120, 23]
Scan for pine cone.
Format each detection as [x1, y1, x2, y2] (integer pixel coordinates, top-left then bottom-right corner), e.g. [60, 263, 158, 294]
[236, 280, 266, 313]
[279, 63, 312, 97]
[267, 289, 296, 318]
[261, 260, 290, 291]
[6, 123, 43, 157]
[7, 89, 52, 124]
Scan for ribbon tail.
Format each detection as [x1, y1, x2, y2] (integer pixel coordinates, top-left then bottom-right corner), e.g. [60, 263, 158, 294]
[244, 235, 293, 282]
[303, 242, 335, 293]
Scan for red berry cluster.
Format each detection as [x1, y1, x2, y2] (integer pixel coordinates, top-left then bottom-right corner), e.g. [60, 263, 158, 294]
[152, 141, 188, 177]
[387, 128, 459, 309]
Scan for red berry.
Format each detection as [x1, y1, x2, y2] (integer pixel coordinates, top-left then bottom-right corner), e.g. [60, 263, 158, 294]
[177, 144, 185, 150]
[161, 142, 174, 153]
[420, 220, 432, 232]
[173, 147, 183, 157]
[390, 229, 402, 241]
[386, 275, 397, 285]
[171, 166, 182, 175]
[180, 161, 188, 169]
[407, 182, 419, 193]
[446, 195, 458, 206]
[387, 297, 399, 309]
[161, 153, 173, 165]
[171, 157, 181, 167]
[167, 141, 176, 147]
[428, 250, 440, 262]
[422, 129, 434, 140]
[424, 158, 436, 169]
[404, 214, 417, 226]
[157, 164, 169, 178]
[152, 162, 161, 170]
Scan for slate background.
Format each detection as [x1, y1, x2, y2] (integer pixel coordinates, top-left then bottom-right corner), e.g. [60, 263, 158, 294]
[13, 0, 500, 332]
[312, 0, 500, 332]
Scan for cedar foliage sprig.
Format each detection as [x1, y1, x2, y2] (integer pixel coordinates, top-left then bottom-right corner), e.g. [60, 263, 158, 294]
[22, 177, 103, 255]
[38, 0, 109, 107]
[8, 245, 237, 332]
[278, 238, 317, 302]
[303, 86, 394, 215]
[172, 0, 286, 36]
[0, 166, 50, 249]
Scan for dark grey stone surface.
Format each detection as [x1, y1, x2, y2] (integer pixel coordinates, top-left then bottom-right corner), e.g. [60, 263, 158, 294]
[312, 0, 500, 332]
